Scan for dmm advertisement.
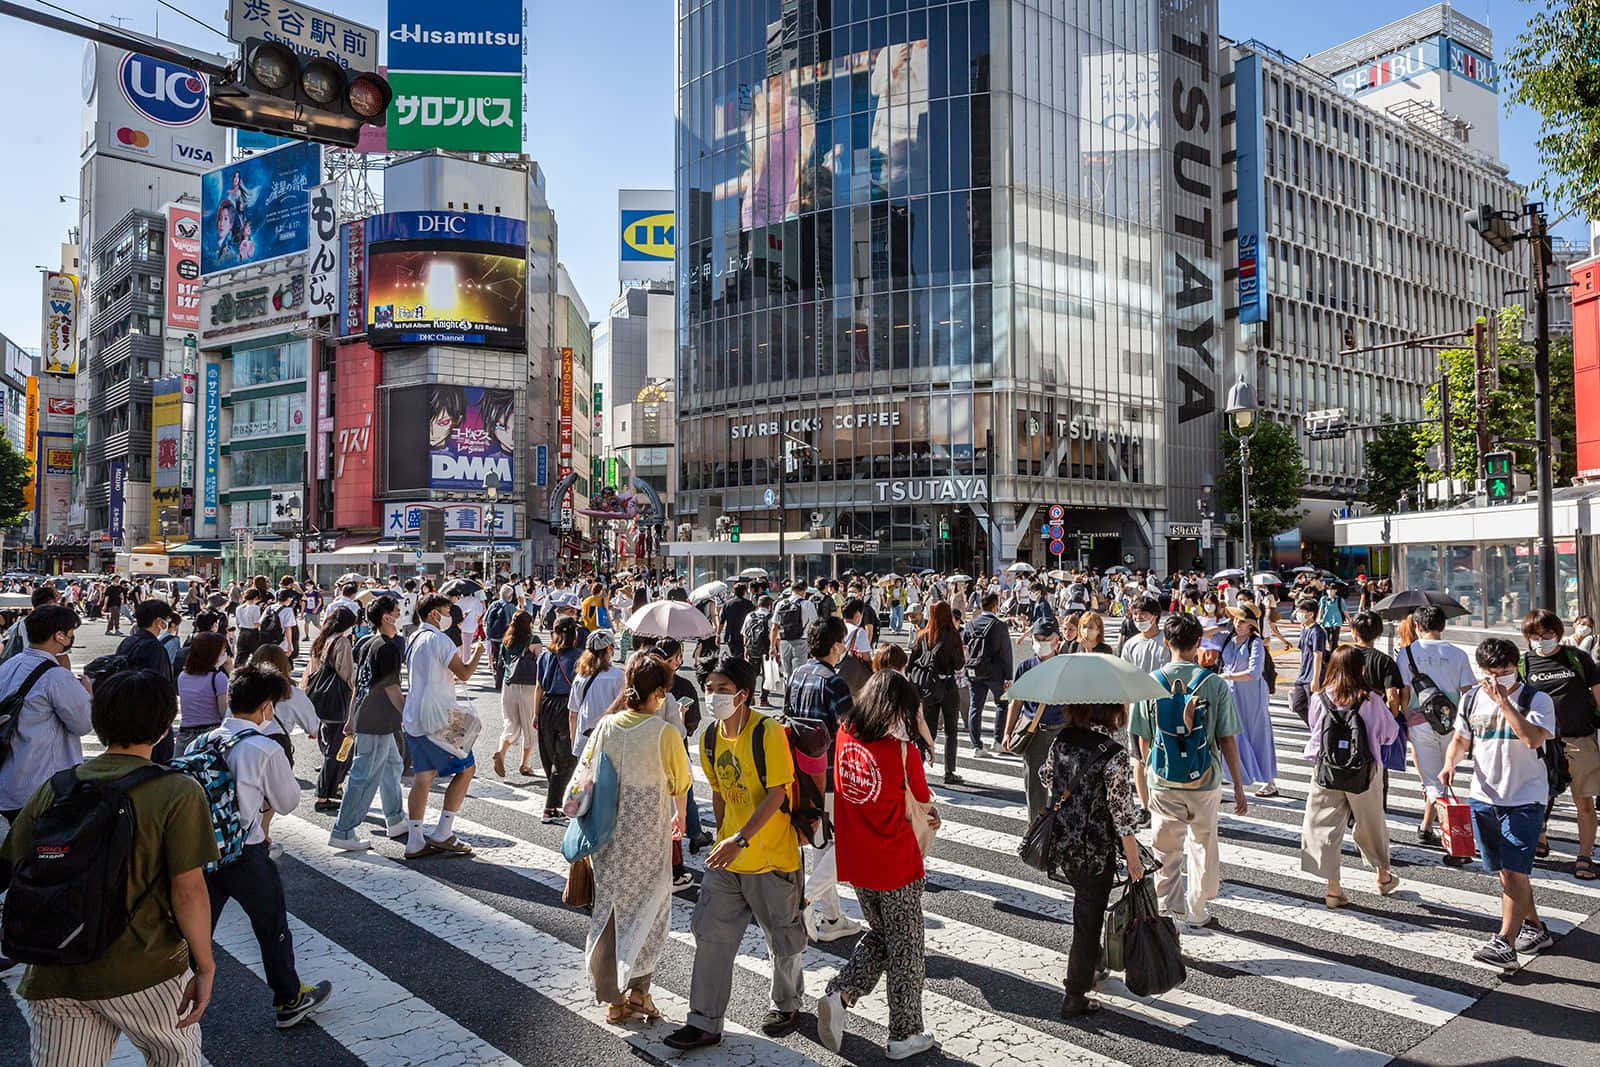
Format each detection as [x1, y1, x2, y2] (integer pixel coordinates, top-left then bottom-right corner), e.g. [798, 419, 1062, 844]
[201, 140, 323, 275]
[427, 384, 514, 490]
[364, 211, 527, 349]
[165, 204, 202, 333]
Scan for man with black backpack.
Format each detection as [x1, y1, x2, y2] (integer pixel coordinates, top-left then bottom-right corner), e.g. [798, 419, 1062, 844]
[1516, 608, 1600, 881]
[962, 592, 1013, 754]
[483, 584, 518, 692]
[1128, 613, 1248, 929]
[741, 595, 774, 705]
[0, 605, 92, 824]
[0, 669, 217, 1064]
[769, 580, 817, 694]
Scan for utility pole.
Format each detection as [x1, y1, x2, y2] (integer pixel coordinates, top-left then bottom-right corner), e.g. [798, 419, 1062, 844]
[1529, 209, 1558, 611]
[983, 427, 995, 576]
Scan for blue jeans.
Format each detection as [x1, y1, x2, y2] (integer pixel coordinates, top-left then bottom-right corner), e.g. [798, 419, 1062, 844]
[890, 604, 904, 632]
[332, 731, 406, 837]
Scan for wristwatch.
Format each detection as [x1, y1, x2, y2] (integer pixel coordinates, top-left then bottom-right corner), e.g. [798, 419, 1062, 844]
[735, 834, 751, 849]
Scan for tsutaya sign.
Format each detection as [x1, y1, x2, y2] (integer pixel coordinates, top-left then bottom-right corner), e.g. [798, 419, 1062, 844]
[874, 478, 988, 503]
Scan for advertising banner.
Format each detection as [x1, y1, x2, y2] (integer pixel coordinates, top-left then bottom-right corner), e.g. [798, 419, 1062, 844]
[41, 435, 72, 535]
[199, 264, 305, 345]
[151, 378, 183, 543]
[535, 444, 547, 487]
[386, 0, 523, 73]
[332, 342, 378, 529]
[82, 44, 224, 173]
[23, 378, 38, 511]
[306, 182, 340, 318]
[202, 363, 220, 529]
[427, 385, 514, 490]
[70, 412, 87, 527]
[40, 272, 79, 376]
[1234, 53, 1267, 326]
[109, 459, 126, 542]
[200, 141, 323, 275]
[593, 382, 603, 434]
[364, 212, 527, 350]
[385, 71, 522, 152]
[227, 0, 378, 73]
[558, 347, 574, 526]
[383, 501, 514, 541]
[618, 190, 673, 285]
[1335, 36, 1444, 97]
[165, 204, 202, 333]
[338, 218, 367, 338]
[45, 398, 74, 421]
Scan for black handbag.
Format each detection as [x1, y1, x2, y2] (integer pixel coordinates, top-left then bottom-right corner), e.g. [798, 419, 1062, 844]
[1018, 792, 1069, 873]
[1123, 868, 1187, 996]
[306, 637, 353, 722]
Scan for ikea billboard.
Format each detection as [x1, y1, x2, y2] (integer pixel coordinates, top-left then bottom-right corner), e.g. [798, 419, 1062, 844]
[619, 189, 673, 285]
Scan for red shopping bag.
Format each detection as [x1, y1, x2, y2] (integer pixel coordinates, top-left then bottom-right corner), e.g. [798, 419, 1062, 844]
[1437, 789, 1476, 859]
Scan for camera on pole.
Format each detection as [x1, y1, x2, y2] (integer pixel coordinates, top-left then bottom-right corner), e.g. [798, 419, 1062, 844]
[210, 37, 391, 148]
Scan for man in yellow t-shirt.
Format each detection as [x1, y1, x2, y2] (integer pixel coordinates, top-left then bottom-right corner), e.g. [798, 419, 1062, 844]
[666, 658, 807, 1051]
[580, 582, 608, 632]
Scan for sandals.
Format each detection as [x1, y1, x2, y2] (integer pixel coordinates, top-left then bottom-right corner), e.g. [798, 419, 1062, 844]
[1253, 784, 1280, 798]
[1536, 840, 1552, 859]
[1325, 893, 1350, 909]
[1576, 857, 1598, 881]
[626, 991, 662, 1020]
[606, 1001, 634, 1024]
[493, 751, 506, 778]
[1377, 873, 1401, 897]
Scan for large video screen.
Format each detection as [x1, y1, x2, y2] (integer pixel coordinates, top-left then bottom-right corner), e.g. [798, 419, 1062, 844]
[427, 385, 515, 490]
[366, 247, 527, 350]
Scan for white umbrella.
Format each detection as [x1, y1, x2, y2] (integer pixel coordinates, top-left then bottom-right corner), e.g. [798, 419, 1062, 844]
[1251, 572, 1284, 586]
[335, 572, 368, 587]
[1002, 653, 1171, 705]
[1046, 569, 1071, 581]
[690, 580, 729, 603]
[947, 573, 973, 583]
[739, 567, 769, 580]
[624, 600, 715, 640]
[1007, 562, 1036, 574]
[1213, 568, 1246, 581]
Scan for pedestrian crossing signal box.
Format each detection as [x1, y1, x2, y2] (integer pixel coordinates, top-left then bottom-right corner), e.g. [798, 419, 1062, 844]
[1483, 451, 1514, 506]
[729, 522, 740, 543]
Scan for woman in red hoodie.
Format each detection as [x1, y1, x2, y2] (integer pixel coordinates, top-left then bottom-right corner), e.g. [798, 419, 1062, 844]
[814, 670, 941, 1061]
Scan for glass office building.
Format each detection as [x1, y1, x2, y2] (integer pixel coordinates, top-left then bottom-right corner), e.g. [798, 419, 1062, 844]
[675, 0, 1228, 573]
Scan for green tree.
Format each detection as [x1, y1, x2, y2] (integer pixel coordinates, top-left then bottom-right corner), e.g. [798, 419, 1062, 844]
[1217, 418, 1306, 562]
[0, 436, 31, 528]
[1362, 418, 1426, 513]
[1503, 1, 1600, 211]
[1420, 306, 1577, 486]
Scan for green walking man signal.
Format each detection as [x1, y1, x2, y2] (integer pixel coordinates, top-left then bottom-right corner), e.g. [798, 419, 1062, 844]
[729, 522, 740, 543]
[1483, 450, 1514, 506]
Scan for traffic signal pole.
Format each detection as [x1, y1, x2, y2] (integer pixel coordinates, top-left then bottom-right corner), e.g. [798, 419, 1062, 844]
[0, 1, 230, 75]
[1530, 210, 1559, 612]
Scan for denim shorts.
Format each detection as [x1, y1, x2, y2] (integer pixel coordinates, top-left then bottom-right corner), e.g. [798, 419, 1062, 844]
[1468, 800, 1543, 875]
[405, 732, 475, 777]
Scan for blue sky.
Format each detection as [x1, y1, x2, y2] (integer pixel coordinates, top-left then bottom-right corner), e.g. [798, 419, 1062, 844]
[0, 0, 1578, 348]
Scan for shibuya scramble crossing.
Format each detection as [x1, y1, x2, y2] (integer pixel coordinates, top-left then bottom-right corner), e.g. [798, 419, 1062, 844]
[3, 0, 1600, 1065]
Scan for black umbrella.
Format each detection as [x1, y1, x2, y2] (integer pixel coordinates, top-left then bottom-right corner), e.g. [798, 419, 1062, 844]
[1373, 589, 1468, 621]
[439, 577, 484, 598]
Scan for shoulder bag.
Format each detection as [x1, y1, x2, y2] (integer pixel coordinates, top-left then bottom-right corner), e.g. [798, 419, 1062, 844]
[901, 741, 937, 857]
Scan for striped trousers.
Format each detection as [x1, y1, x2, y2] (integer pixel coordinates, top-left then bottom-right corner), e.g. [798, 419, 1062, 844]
[26, 971, 202, 1066]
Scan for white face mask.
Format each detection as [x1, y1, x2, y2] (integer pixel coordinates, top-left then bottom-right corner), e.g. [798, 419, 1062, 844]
[1032, 640, 1053, 657]
[1578, 625, 1593, 637]
[1492, 672, 1519, 691]
[705, 692, 740, 722]
[1535, 638, 1560, 656]
[1297, 611, 1313, 624]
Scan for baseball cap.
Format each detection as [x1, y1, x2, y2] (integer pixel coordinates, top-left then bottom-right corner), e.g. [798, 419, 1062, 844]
[1030, 617, 1060, 638]
[586, 630, 615, 653]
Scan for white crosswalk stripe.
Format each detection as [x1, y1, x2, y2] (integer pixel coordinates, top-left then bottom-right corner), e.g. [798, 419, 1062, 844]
[14, 643, 1598, 1067]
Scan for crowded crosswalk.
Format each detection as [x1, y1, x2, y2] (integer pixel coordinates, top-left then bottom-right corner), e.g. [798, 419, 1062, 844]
[7, 621, 1593, 1067]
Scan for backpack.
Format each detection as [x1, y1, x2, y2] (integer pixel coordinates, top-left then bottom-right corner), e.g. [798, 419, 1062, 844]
[1224, 634, 1275, 694]
[810, 591, 836, 619]
[701, 712, 832, 847]
[0, 659, 62, 771]
[1403, 645, 1458, 736]
[740, 608, 771, 659]
[167, 728, 262, 872]
[1315, 695, 1372, 792]
[1034, 732, 1124, 884]
[1519, 648, 1600, 732]
[963, 616, 997, 681]
[257, 605, 285, 645]
[0, 763, 171, 965]
[1148, 668, 1213, 787]
[775, 598, 806, 641]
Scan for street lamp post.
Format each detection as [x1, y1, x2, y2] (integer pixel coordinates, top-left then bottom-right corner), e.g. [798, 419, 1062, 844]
[483, 471, 500, 582]
[1225, 377, 1259, 580]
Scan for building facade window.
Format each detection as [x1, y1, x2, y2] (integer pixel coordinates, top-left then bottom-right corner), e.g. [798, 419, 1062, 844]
[231, 340, 308, 390]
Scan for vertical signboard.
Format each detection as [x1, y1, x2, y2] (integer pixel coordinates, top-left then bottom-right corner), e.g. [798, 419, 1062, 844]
[618, 189, 675, 285]
[150, 377, 184, 545]
[535, 444, 548, 487]
[109, 458, 126, 543]
[385, 0, 524, 152]
[333, 342, 379, 529]
[592, 382, 603, 434]
[1234, 53, 1267, 325]
[40, 436, 73, 537]
[40, 273, 78, 376]
[22, 378, 38, 511]
[69, 411, 87, 527]
[558, 347, 575, 526]
[1160, 0, 1223, 531]
[165, 205, 202, 334]
[202, 363, 220, 533]
[337, 218, 367, 338]
[306, 181, 340, 317]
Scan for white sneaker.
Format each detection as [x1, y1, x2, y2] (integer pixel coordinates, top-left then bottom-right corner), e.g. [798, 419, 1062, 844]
[385, 821, 409, 839]
[802, 908, 820, 942]
[816, 991, 846, 1053]
[327, 833, 371, 852]
[886, 1032, 938, 1060]
[1178, 911, 1214, 931]
[814, 915, 863, 942]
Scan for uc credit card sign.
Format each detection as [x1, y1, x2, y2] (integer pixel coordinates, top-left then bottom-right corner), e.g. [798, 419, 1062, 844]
[621, 210, 674, 262]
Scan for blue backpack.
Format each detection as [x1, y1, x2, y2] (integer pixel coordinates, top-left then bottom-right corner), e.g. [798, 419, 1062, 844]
[169, 728, 259, 872]
[1148, 668, 1213, 787]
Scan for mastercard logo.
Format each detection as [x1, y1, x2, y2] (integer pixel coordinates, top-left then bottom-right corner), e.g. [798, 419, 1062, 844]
[116, 127, 151, 148]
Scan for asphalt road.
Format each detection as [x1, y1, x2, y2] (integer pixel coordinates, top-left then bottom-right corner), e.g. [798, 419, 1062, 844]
[1, 619, 1597, 1066]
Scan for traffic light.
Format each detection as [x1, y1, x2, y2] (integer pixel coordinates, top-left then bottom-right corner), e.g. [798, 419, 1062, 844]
[938, 516, 950, 541]
[1464, 204, 1517, 254]
[729, 522, 740, 543]
[1483, 450, 1514, 506]
[210, 38, 391, 149]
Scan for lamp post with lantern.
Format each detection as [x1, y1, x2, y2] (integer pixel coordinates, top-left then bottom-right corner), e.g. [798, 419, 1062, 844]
[1225, 377, 1259, 579]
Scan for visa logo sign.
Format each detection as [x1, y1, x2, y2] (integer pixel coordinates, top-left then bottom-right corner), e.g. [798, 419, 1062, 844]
[621, 210, 674, 261]
[173, 142, 216, 166]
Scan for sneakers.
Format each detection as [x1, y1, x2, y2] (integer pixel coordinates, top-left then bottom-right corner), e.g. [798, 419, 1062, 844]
[327, 832, 371, 852]
[672, 869, 695, 889]
[662, 1024, 721, 1050]
[275, 980, 333, 1029]
[886, 1032, 938, 1060]
[816, 991, 846, 1053]
[971, 742, 986, 755]
[1472, 935, 1518, 969]
[812, 914, 863, 942]
[385, 821, 410, 840]
[1513, 921, 1554, 955]
[1178, 912, 1214, 931]
[760, 1009, 800, 1037]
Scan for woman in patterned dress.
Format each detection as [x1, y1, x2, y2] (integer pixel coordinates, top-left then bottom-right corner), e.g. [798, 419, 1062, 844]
[578, 652, 690, 1023]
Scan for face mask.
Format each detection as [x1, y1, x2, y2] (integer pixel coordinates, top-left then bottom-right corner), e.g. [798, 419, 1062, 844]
[1493, 672, 1519, 691]
[1535, 638, 1560, 656]
[705, 692, 740, 721]
[1297, 612, 1312, 624]
[1578, 625, 1592, 637]
[1137, 617, 1157, 634]
[1032, 640, 1053, 657]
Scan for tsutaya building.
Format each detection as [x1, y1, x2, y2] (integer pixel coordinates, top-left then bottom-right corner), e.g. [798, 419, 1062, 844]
[674, 0, 1233, 573]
